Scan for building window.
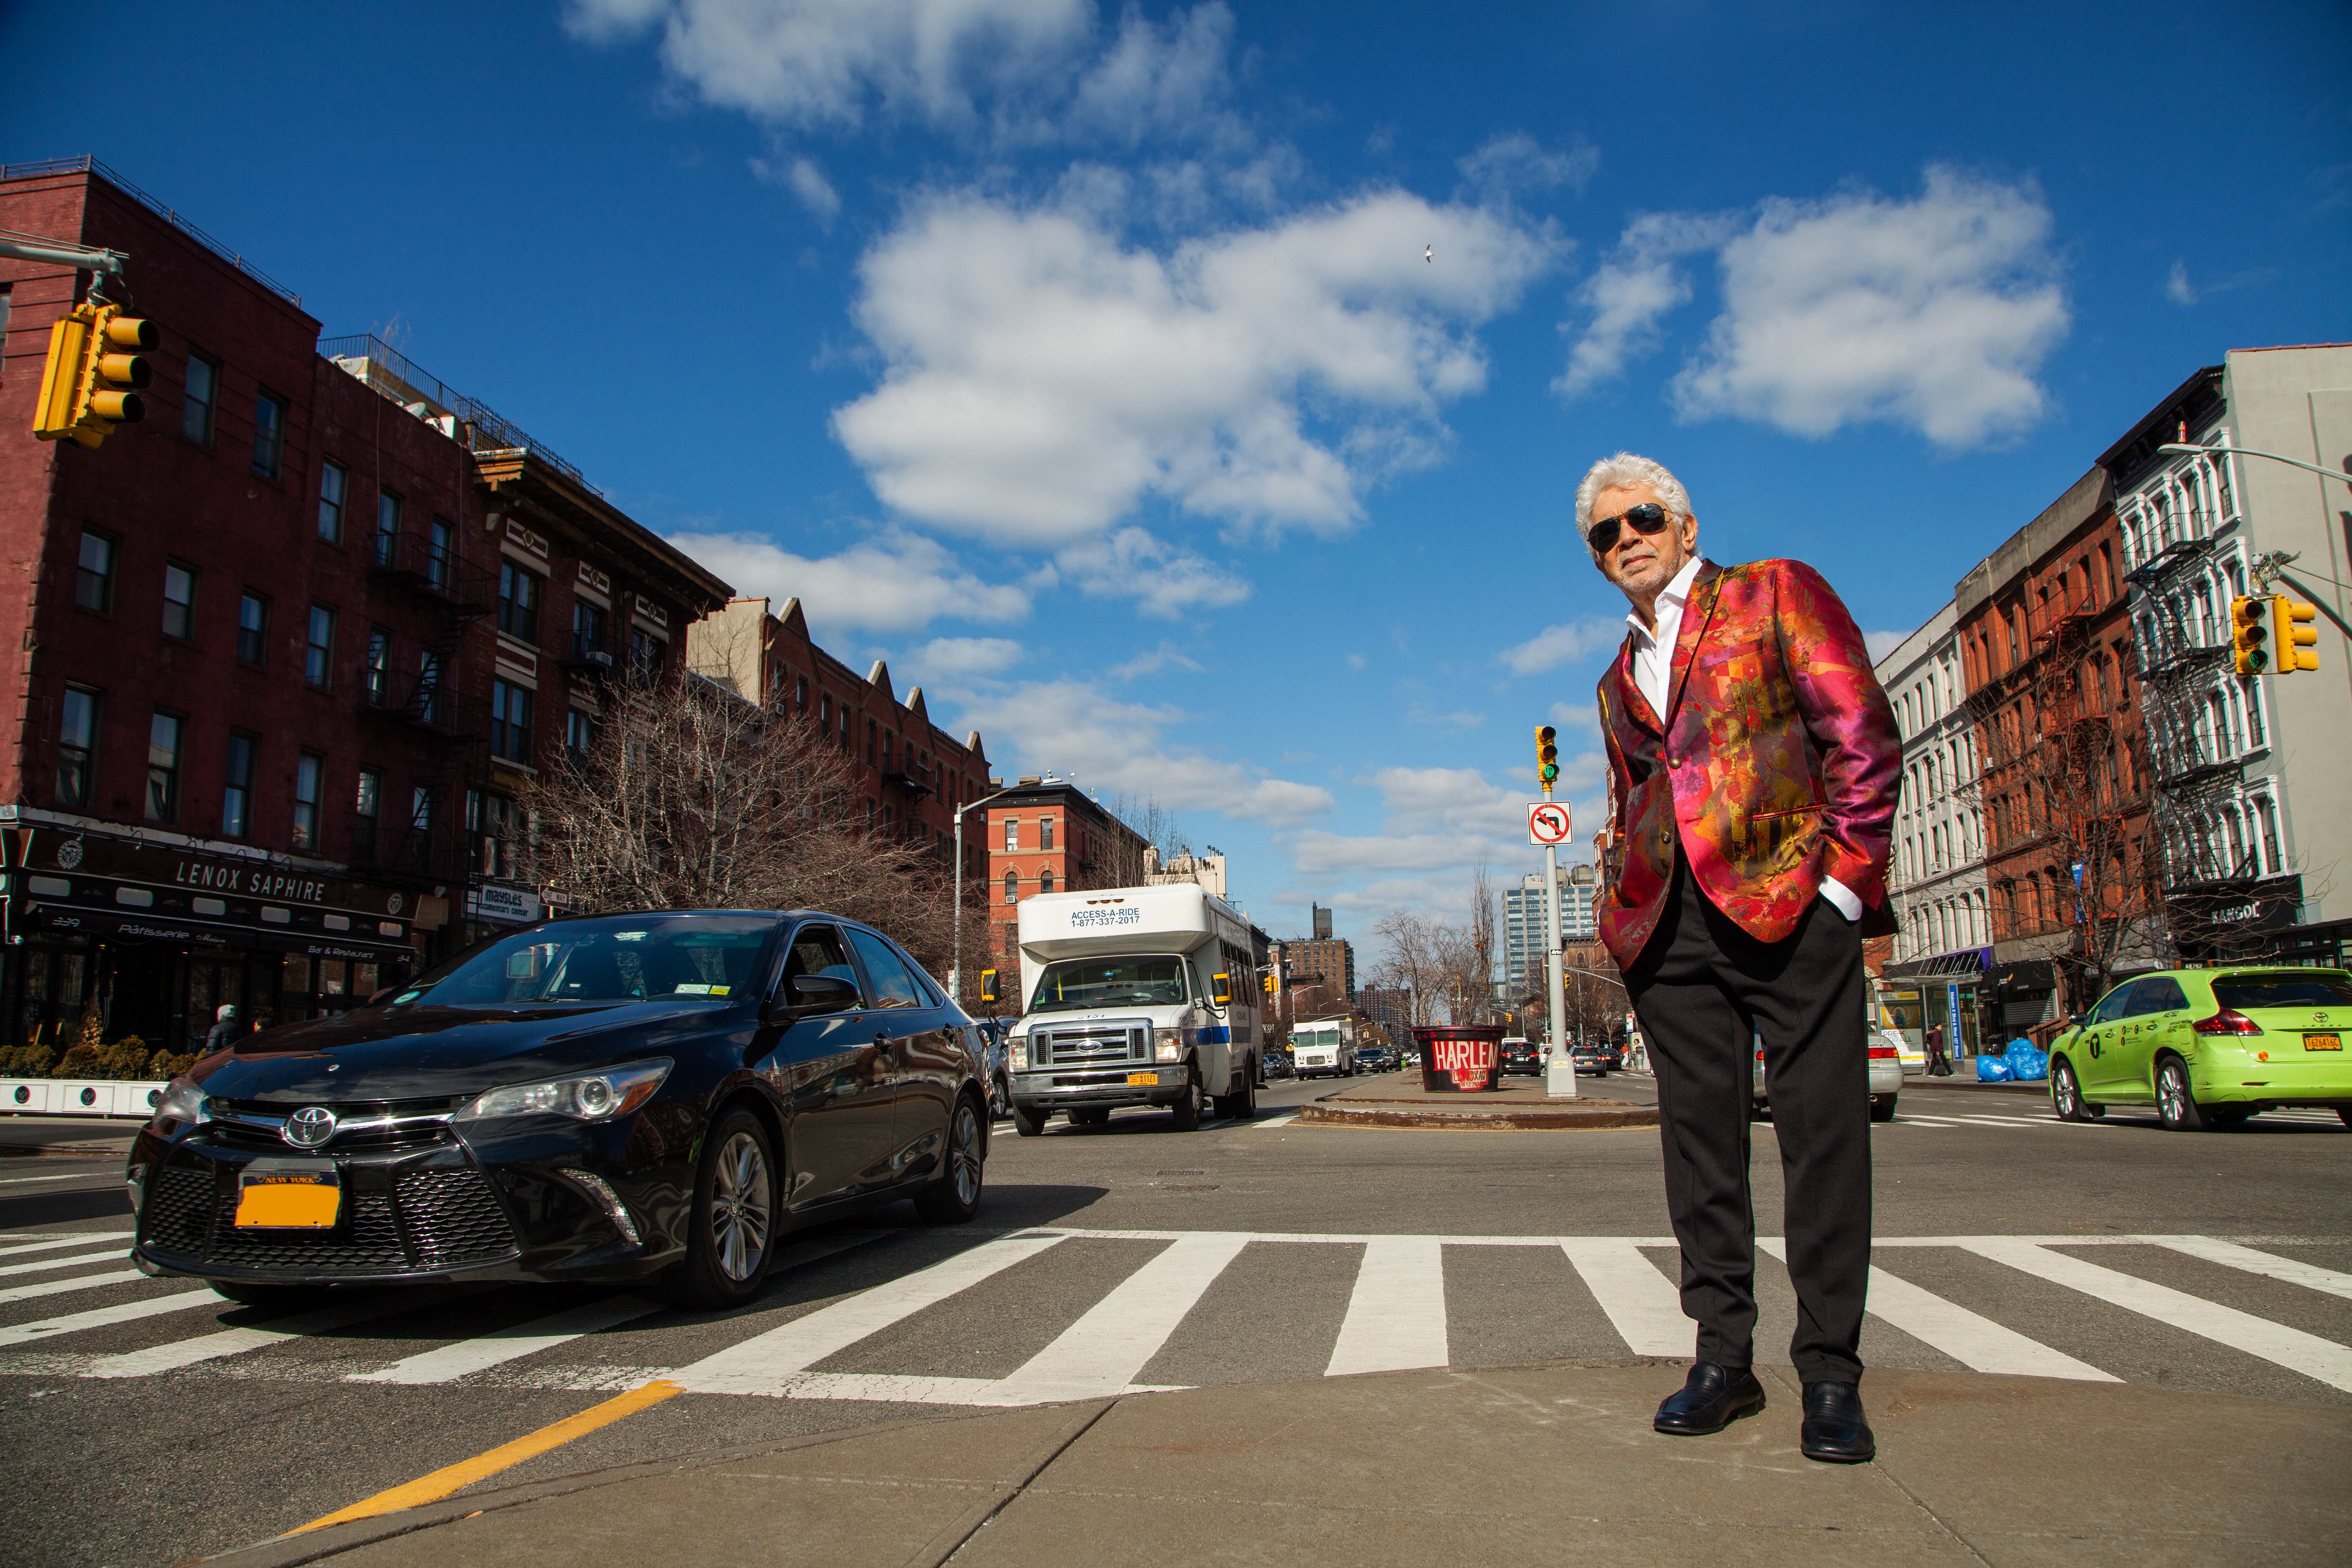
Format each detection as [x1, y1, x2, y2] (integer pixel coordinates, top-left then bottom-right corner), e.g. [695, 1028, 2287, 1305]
[374, 490, 402, 567]
[293, 752, 323, 850]
[1039, 869, 1055, 894]
[470, 789, 516, 877]
[491, 679, 534, 763]
[1004, 869, 1018, 904]
[417, 649, 441, 725]
[819, 694, 831, 728]
[564, 709, 596, 767]
[498, 562, 541, 641]
[1041, 816, 1054, 851]
[318, 459, 346, 542]
[57, 686, 99, 808]
[236, 592, 269, 664]
[426, 516, 453, 590]
[162, 560, 196, 640]
[2255, 797, 2280, 874]
[182, 351, 218, 444]
[305, 604, 335, 687]
[571, 598, 605, 659]
[2241, 678, 2265, 748]
[363, 627, 391, 705]
[147, 711, 183, 823]
[628, 627, 663, 682]
[222, 731, 256, 838]
[353, 769, 381, 861]
[75, 529, 116, 613]
[1004, 818, 1019, 851]
[251, 391, 285, 479]
[795, 676, 807, 712]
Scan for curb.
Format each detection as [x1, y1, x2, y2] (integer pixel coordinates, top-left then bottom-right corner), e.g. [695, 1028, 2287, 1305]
[1296, 1102, 1659, 1131]
[0, 1141, 126, 1160]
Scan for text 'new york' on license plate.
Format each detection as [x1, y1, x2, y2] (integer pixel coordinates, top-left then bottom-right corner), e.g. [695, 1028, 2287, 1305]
[235, 1161, 342, 1229]
[2306, 1033, 2342, 1052]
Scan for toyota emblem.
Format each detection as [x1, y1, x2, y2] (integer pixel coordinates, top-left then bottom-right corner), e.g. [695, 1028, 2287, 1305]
[283, 1106, 338, 1149]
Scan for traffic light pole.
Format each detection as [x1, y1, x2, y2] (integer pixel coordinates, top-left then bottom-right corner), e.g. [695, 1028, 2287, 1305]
[1543, 833, 1576, 1098]
[950, 783, 1016, 1012]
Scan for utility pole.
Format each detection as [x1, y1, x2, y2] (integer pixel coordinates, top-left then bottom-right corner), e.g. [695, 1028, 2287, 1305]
[950, 781, 1016, 1010]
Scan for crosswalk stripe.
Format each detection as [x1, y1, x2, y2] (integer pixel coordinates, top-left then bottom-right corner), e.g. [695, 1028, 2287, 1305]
[88, 1290, 440, 1378]
[0, 1231, 134, 1258]
[1560, 1238, 1689, 1358]
[0, 1268, 145, 1306]
[2149, 1237, 2352, 1302]
[1327, 1236, 1448, 1376]
[0, 1288, 220, 1348]
[1250, 1114, 1300, 1129]
[350, 1295, 660, 1386]
[1756, 1239, 2115, 1382]
[1964, 1238, 2352, 1393]
[992, 1231, 1251, 1403]
[0, 1247, 126, 1279]
[671, 1232, 1065, 1396]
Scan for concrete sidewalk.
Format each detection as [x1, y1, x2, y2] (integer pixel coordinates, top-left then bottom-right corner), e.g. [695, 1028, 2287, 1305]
[212, 1363, 2349, 1567]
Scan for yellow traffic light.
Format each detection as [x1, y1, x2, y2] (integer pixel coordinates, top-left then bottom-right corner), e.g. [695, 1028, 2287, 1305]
[1534, 724, 1558, 788]
[2272, 597, 2320, 673]
[34, 302, 154, 449]
[2230, 595, 2270, 676]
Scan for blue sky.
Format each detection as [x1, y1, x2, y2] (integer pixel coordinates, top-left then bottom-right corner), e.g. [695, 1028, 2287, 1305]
[7, 1, 2347, 952]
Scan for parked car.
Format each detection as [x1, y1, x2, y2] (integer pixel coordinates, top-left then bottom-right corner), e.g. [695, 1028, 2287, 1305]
[1753, 1029, 1904, 1120]
[2047, 965, 2352, 1130]
[126, 910, 993, 1311]
[1263, 1050, 1295, 1080]
[1501, 1039, 1542, 1076]
[1569, 1039, 1619, 1076]
[1355, 1044, 1397, 1073]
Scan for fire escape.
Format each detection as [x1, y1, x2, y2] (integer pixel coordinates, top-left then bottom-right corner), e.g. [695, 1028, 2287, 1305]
[358, 526, 493, 882]
[2125, 532, 2243, 890]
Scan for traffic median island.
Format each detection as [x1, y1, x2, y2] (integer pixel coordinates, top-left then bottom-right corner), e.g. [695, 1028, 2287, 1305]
[1296, 1078, 1659, 1131]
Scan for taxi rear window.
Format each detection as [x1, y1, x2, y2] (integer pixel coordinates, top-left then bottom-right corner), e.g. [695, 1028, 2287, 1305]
[2211, 972, 2352, 1010]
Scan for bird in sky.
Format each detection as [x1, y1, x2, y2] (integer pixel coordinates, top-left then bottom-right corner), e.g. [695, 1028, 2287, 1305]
[1424, 245, 1433, 263]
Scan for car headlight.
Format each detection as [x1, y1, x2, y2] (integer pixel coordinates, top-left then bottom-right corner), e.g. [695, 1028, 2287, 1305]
[455, 1060, 672, 1124]
[151, 1078, 208, 1130]
[1153, 1027, 1181, 1062]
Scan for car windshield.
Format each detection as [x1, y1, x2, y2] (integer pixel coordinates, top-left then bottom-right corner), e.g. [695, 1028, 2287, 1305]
[1028, 955, 1189, 1013]
[402, 915, 776, 1006]
[2212, 972, 2352, 1010]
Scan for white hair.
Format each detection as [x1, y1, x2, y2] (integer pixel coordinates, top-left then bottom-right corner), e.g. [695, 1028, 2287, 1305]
[1574, 452, 1693, 552]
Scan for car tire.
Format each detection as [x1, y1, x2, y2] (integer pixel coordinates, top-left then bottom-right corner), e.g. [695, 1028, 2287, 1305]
[2051, 1060, 2095, 1123]
[2155, 1056, 2207, 1132]
[1013, 1104, 1047, 1137]
[209, 1281, 339, 1310]
[1212, 1060, 1257, 1122]
[1870, 1094, 1897, 1122]
[1170, 1070, 1204, 1131]
[914, 1095, 986, 1224]
[659, 1107, 777, 1310]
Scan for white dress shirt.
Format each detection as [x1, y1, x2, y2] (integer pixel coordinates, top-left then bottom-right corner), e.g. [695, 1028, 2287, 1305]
[1625, 554, 1862, 923]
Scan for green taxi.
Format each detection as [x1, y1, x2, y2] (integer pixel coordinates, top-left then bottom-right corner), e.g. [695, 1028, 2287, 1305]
[2048, 966, 2352, 1131]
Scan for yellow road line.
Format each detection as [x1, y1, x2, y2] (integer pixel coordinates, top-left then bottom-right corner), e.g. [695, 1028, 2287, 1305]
[292, 1379, 683, 1535]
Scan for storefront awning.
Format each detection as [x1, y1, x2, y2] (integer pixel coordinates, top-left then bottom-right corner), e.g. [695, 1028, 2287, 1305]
[24, 903, 415, 963]
[1880, 947, 1990, 981]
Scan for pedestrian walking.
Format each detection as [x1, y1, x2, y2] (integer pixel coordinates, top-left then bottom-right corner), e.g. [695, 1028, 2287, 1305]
[1926, 1022, 1952, 1077]
[201, 1003, 245, 1054]
[1581, 452, 1900, 1464]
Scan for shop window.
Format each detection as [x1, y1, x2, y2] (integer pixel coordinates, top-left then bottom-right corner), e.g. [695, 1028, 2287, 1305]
[222, 731, 257, 838]
[318, 459, 346, 542]
[306, 604, 336, 687]
[236, 591, 268, 664]
[498, 561, 542, 642]
[75, 529, 116, 613]
[353, 768, 381, 861]
[292, 752, 323, 851]
[147, 711, 183, 823]
[251, 390, 285, 480]
[162, 561, 197, 640]
[57, 685, 99, 808]
[491, 679, 534, 763]
[182, 351, 218, 445]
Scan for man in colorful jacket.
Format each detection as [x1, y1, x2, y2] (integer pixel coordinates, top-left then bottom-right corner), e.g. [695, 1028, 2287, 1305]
[1582, 451, 1899, 1463]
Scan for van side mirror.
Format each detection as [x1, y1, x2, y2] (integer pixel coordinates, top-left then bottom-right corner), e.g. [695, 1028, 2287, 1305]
[771, 973, 859, 1021]
[1212, 972, 1232, 1008]
[979, 968, 999, 1006]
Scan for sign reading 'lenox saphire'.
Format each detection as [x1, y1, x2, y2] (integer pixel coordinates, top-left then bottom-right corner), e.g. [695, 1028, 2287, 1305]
[27, 828, 407, 918]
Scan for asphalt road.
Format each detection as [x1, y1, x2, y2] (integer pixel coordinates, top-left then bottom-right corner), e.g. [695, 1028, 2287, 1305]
[2, 1073, 2347, 1568]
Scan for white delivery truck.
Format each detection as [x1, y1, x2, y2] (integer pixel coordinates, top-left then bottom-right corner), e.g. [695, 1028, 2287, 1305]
[990, 884, 1263, 1136]
[1287, 1019, 1356, 1079]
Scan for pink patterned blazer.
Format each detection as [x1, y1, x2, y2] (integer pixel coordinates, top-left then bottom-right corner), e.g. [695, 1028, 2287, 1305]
[1595, 559, 1901, 969]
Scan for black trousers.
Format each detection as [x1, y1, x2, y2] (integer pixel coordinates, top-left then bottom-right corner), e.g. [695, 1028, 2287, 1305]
[1627, 856, 1871, 1384]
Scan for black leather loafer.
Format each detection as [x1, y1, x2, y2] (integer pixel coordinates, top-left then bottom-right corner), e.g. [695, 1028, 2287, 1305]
[1799, 1380, 1875, 1463]
[1653, 1361, 1766, 1435]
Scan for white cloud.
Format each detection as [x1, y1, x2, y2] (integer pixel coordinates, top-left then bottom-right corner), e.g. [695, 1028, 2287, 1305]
[1547, 699, 1603, 741]
[1345, 652, 1367, 670]
[1499, 616, 1622, 675]
[1555, 211, 1733, 397]
[1064, 2, 1242, 148]
[1055, 526, 1251, 616]
[831, 191, 1560, 547]
[912, 635, 1026, 677]
[1109, 641, 1204, 680]
[753, 153, 841, 227]
[2164, 259, 2195, 306]
[666, 527, 1030, 637]
[1671, 167, 2069, 450]
[1289, 830, 1500, 876]
[1406, 706, 1485, 732]
[952, 678, 1332, 825]
[1368, 766, 1526, 837]
[1863, 628, 1908, 663]
[1456, 132, 1599, 201]
[564, 0, 1093, 129]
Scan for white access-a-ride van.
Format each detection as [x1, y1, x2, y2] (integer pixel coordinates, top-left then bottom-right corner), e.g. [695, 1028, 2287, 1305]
[991, 884, 1262, 1135]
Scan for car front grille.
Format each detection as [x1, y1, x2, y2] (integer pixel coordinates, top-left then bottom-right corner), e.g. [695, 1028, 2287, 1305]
[1034, 1024, 1148, 1067]
[204, 1098, 461, 1155]
[138, 1158, 518, 1277]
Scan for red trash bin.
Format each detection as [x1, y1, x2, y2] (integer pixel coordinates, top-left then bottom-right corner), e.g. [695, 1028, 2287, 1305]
[1413, 1025, 1505, 1092]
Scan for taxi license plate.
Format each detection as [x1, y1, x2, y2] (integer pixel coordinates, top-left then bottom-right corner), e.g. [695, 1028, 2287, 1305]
[1126, 1071, 1157, 1086]
[235, 1166, 341, 1229]
[2306, 1033, 2342, 1052]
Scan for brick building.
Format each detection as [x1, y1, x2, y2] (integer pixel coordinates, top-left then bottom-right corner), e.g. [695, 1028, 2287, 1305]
[685, 596, 991, 884]
[1277, 934, 1357, 1001]
[0, 158, 728, 1056]
[982, 777, 1150, 977]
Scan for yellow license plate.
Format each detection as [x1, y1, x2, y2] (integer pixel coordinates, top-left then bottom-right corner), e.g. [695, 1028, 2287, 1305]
[1127, 1071, 1157, 1086]
[235, 1176, 341, 1229]
[2306, 1033, 2342, 1052]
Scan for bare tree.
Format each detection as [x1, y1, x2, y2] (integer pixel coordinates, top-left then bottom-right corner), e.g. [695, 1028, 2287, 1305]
[1462, 866, 1498, 1024]
[1367, 911, 1458, 1027]
[1101, 792, 1184, 886]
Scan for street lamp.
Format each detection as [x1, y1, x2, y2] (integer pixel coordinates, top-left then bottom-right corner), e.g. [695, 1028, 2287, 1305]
[952, 781, 1019, 1011]
[2158, 441, 2352, 490]
[2159, 442, 2352, 639]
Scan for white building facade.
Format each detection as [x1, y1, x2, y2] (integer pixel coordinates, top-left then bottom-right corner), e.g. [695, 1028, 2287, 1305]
[1501, 864, 1596, 998]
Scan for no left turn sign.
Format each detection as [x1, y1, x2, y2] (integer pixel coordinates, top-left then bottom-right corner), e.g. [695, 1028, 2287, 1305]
[1527, 801, 1573, 846]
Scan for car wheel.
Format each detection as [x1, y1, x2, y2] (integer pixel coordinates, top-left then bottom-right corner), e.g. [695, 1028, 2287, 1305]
[914, 1095, 986, 1224]
[991, 1075, 1011, 1120]
[1212, 1059, 1257, 1121]
[2155, 1056, 2207, 1132]
[1012, 1104, 1047, 1137]
[1170, 1070, 1204, 1131]
[1870, 1094, 1897, 1122]
[660, 1108, 776, 1309]
[209, 1281, 340, 1310]
[2051, 1059, 2094, 1123]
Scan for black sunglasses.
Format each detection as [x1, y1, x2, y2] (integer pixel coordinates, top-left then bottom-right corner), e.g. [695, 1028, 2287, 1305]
[1588, 502, 1674, 555]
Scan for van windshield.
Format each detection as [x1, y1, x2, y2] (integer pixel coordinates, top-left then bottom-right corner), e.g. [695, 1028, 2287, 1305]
[1029, 955, 1189, 1013]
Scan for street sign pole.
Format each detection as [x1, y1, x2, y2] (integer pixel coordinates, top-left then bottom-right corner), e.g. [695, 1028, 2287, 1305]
[1527, 797, 1577, 1100]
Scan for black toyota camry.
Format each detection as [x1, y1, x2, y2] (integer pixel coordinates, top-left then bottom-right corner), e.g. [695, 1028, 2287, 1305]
[126, 910, 990, 1309]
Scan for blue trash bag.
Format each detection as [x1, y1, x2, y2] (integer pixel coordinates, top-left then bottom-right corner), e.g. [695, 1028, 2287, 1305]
[1976, 1055, 2016, 1083]
[2006, 1044, 2050, 1081]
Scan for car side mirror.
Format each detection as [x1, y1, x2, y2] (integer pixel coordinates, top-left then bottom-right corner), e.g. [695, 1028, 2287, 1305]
[771, 973, 860, 1021]
[1212, 972, 1232, 1008]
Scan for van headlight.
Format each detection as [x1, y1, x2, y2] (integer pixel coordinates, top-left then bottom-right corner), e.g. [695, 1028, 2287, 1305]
[1153, 1027, 1182, 1062]
[1006, 1037, 1027, 1070]
[455, 1060, 672, 1123]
